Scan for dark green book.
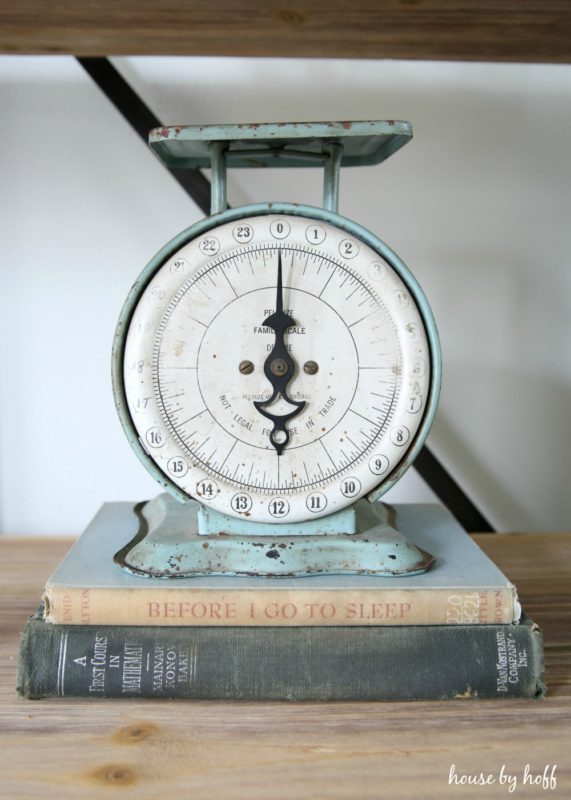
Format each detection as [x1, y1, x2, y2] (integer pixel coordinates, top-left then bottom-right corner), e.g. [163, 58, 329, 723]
[17, 607, 544, 701]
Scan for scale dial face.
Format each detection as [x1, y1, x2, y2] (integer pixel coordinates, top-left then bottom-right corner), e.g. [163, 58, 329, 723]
[121, 210, 433, 523]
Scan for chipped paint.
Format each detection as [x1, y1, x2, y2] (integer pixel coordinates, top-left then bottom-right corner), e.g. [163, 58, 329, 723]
[114, 495, 434, 578]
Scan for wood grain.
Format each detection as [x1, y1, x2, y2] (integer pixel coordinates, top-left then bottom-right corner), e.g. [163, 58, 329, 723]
[0, 1, 570, 62]
[0, 531, 570, 799]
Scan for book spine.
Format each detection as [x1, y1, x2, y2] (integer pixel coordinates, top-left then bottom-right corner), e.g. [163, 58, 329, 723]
[17, 616, 544, 701]
[43, 585, 518, 627]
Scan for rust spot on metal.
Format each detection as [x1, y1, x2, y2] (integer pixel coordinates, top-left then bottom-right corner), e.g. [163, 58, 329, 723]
[266, 549, 280, 559]
[202, 542, 209, 548]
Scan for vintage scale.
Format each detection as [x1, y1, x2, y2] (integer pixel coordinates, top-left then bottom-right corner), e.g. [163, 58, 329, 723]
[112, 121, 441, 578]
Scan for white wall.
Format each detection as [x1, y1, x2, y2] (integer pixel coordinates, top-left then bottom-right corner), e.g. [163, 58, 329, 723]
[1, 55, 570, 535]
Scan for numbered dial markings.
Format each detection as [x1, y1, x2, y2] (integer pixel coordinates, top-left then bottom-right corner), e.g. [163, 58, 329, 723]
[124, 213, 432, 523]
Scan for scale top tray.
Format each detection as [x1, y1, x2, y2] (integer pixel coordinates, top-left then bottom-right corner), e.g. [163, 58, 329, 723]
[149, 120, 412, 169]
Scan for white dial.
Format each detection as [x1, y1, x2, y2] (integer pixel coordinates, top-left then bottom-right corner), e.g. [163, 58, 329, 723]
[121, 211, 432, 523]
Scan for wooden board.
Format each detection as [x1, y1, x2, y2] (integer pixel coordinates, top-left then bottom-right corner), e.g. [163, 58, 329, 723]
[1, 1, 570, 62]
[0, 530, 570, 798]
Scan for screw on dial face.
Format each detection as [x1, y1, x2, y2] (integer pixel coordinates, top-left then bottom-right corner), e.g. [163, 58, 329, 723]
[253, 250, 305, 455]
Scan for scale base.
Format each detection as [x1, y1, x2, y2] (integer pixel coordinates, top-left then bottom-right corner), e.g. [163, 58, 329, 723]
[114, 495, 434, 578]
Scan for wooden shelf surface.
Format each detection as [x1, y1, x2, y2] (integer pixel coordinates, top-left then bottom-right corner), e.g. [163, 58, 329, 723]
[1, 1, 570, 62]
[0, 529, 570, 798]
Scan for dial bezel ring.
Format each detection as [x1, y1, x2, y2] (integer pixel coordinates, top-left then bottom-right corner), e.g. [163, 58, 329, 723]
[112, 202, 441, 510]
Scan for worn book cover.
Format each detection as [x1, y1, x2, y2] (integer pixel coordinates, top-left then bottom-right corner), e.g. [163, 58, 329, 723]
[17, 607, 544, 701]
[43, 502, 520, 626]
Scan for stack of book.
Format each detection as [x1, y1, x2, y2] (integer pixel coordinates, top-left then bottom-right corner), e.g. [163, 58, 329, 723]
[17, 502, 545, 701]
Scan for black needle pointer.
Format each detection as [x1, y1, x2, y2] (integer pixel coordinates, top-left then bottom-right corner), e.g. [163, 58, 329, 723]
[254, 251, 305, 455]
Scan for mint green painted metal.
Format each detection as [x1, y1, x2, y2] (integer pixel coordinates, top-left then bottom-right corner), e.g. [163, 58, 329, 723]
[322, 141, 344, 212]
[149, 120, 412, 170]
[204, 122, 402, 213]
[115, 494, 434, 578]
[198, 503, 357, 537]
[208, 140, 228, 215]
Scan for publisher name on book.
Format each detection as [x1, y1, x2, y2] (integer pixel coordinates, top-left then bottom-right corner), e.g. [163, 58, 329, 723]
[147, 600, 413, 621]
